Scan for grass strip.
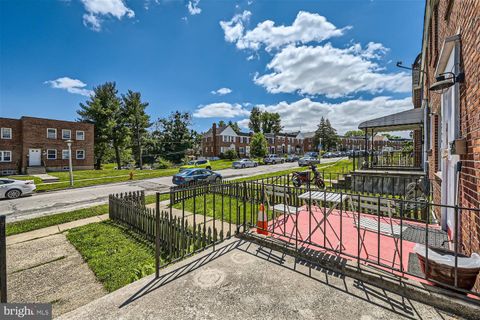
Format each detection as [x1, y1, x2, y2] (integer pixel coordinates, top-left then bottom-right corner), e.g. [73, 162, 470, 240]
[66, 221, 156, 292]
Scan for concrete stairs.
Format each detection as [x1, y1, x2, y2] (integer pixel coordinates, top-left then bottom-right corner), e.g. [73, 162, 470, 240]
[26, 166, 46, 175]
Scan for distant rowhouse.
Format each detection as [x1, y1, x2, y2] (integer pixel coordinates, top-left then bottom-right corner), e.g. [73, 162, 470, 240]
[0, 116, 94, 175]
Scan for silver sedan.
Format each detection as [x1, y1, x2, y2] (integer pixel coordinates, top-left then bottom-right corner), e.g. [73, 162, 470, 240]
[232, 159, 258, 169]
[0, 178, 36, 199]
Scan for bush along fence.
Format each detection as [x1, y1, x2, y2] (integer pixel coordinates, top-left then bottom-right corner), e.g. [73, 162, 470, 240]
[108, 190, 230, 274]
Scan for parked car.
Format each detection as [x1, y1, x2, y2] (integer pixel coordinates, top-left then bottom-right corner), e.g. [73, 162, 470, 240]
[0, 178, 36, 199]
[179, 159, 212, 171]
[298, 156, 321, 166]
[232, 159, 258, 169]
[322, 152, 334, 158]
[285, 154, 300, 162]
[304, 151, 319, 158]
[172, 168, 222, 186]
[263, 154, 285, 164]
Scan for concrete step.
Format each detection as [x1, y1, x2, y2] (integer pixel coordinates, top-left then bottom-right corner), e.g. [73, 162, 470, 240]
[31, 173, 60, 183]
[26, 166, 46, 175]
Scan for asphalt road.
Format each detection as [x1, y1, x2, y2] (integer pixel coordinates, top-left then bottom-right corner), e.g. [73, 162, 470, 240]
[1, 158, 342, 222]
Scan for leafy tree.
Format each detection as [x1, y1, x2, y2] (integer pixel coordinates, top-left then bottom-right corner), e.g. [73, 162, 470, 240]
[313, 117, 338, 151]
[344, 130, 365, 137]
[261, 112, 282, 134]
[250, 132, 268, 158]
[248, 107, 262, 133]
[152, 111, 195, 163]
[224, 148, 237, 160]
[77, 82, 123, 169]
[218, 120, 226, 127]
[382, 133, 402, 140]
[121, 90, 151, 169]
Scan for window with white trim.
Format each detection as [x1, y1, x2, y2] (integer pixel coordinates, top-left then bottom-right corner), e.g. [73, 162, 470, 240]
[76, 149, 85, 160]
[62, 150, 70, 159]
[47, 128, 57, 139]
[1, 128, 12, 139]
[0, 151, 12, 162]
[47, 149, 57, 160]
[62, 129, 71, 140]
[76, 130, 85, 140]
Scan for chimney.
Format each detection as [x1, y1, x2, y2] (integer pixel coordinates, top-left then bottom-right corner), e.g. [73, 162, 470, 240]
[212, 123, 217, 156]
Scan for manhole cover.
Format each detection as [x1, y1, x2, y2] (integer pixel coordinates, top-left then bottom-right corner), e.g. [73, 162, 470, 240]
[230, 251, 254, 265]
[193, 268, 226, 288]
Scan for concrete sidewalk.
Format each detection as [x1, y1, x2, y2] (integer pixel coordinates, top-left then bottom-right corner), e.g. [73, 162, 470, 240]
[58, 238, 455, 320]
[7, 214, 109, 245]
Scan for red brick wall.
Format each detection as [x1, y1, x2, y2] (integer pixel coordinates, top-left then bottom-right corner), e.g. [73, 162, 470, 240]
[0, 118, 22, 174]
[424, 0, 480, 291]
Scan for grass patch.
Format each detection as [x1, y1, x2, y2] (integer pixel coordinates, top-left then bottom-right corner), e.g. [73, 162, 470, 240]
[66, 221, 156, 292]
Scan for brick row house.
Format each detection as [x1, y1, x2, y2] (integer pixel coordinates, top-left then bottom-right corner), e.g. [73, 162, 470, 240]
[0, 116, 94, 175]
[421, 0, 480, 283]
[201, 123, 305, 158]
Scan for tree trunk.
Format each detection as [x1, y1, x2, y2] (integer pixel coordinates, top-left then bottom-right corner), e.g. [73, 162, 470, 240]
[137, 128, 143, 170]
[113, 138, 122, 170]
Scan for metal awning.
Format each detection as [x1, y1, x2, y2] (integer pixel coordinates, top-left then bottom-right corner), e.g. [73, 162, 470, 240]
[358, 108, 424, 132]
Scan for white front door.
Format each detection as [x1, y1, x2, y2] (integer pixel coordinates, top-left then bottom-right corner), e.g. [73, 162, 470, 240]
[29, 148, 41, 166]
[440, 50, 459, 239]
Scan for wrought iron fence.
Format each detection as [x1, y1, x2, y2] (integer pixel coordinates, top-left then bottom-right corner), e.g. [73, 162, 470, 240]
[109, 177, 480, 298]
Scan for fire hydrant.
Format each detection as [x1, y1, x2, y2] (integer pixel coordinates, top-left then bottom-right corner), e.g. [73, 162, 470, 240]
[129, 171, 134, 180]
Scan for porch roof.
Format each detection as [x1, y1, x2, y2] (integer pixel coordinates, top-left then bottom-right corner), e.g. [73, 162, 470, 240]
[358, 108, 424, 132]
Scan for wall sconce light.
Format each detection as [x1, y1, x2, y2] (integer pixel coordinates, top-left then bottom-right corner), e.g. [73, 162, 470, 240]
[429, 72, 465, 93]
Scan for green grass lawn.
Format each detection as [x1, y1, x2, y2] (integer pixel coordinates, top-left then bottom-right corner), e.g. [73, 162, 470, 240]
[66, 221, 157, 292]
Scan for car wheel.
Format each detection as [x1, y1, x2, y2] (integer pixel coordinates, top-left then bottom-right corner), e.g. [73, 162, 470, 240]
[206, 166, 211, 170]
[242, 164, 245, 169]
[215, 176, 222, 183]
[254, 163, 258, 167]
[6, 189, 22, 199]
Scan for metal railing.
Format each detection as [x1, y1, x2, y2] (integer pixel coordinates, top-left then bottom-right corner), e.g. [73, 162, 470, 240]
[108, 177, 480, 297]
[352, 150, 423, 171]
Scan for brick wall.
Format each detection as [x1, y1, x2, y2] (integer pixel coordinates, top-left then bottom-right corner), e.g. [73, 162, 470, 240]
[0, 118, 22, 174]
[423, 0, 480, 291]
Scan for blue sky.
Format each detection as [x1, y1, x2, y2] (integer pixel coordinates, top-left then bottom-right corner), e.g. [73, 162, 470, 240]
[0, 0, 425, 134]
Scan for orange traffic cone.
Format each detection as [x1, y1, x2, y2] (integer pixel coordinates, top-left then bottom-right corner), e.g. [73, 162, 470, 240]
[256, 203, 268, 235]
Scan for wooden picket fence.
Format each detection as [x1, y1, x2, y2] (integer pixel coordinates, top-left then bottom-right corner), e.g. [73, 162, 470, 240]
[109, 191, 223, 260]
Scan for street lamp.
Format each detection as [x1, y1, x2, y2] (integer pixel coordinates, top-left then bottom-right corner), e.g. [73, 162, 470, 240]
[66, 140, 74, 187]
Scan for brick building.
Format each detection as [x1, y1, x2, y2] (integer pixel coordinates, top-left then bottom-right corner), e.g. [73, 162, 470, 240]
[420, 0, 480, 281]
[0, 116, 94, 174]
[201, 123, 305, 157]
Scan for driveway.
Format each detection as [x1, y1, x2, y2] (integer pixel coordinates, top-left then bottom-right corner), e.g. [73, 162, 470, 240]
[0, 158, 342, 222]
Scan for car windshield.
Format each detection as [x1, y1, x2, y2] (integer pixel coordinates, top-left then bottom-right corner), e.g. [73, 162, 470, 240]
[241, 159, 249, 161]
[187, 161, 196, 165]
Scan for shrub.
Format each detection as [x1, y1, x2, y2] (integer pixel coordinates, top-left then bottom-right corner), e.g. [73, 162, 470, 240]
[224, 149, 238, 160]
[156, 157, 173, 169]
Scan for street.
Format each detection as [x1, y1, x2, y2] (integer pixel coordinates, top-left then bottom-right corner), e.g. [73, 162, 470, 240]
[1, 158, 342, 222]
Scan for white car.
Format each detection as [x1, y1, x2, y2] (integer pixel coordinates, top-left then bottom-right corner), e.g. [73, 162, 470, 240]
[0, 178, 36, 199]
[232, 159, 258, 169]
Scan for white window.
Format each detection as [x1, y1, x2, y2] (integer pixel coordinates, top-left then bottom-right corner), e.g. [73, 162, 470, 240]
[47, 149, 57, 160]
[62, 129, 71, 140]
[220, 147, 225, 153]
[76, 150, 85, 160]
[47, 128, 57, 139]
[0, 151, 12, 162]
[1, 128, 12, 139]
[239, 147, 245, 154]
[76, 130, 85, 140]
[62, 150, 70, 159]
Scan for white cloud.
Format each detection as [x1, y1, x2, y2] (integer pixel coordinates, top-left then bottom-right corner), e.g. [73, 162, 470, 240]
[222, 11, 348, 51]
[193, 102, 250, 118]
[220, 10, 251, 43]
[81, 0, 135, 31]
[237, 118, 250, 129]
[44, 77, 93, 97]
[187, 0, 201, 15]
[254, 43, 410, 98]
[211, 87, 232, 95]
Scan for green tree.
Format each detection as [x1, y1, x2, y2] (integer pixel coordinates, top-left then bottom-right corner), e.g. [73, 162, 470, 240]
[261, 112, 282, 134]
[152, 111, 195, 163]
[250, 132, 268, 158]
[77, 82, 124, 169]
[121, 90, 151, 169]
[224, 148, 238, 160]
[313, 117, 338, 151]
[344, 130, 365, 137]
[248, 107, 262, 133]
[218, 120, 226, 127]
